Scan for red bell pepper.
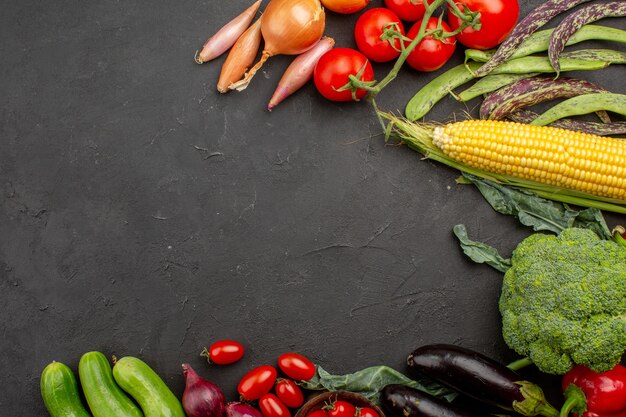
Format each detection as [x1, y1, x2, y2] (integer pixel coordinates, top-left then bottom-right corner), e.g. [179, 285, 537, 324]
[560, 364, 626, 417]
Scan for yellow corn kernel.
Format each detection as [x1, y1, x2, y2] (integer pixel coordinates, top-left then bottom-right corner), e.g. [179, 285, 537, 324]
[432, 120, 626, 200]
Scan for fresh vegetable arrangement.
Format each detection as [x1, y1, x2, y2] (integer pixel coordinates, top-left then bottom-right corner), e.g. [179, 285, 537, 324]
[40, 1, 625, 416]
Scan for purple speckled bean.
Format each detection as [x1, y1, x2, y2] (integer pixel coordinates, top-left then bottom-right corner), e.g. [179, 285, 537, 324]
[549, 1, 626, 76]
[475, 0, 593, 77]
[481, 76, 609, 120]
[507, 109, 626, 136]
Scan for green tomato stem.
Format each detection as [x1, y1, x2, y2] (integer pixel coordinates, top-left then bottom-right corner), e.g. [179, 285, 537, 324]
[360, 0, 476, 100]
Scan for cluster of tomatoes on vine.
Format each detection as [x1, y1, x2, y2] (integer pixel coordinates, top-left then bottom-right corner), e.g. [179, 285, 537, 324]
[314, 0, 519, 102]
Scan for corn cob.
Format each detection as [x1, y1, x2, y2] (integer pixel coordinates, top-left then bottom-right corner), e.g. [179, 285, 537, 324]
[380, 113, 626, 213]
[432, 120, 625, 200]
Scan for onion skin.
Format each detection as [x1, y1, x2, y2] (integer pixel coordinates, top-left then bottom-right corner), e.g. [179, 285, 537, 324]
[196, 0, 262, 64]
[226, 402, 264, 417]
[262, 0, 326, 55]
[321, 0, 369, 14]
[182, 363, 226, 417]
[230, 0, 326, 91]
[218, 18, 263, 93]
[268, 37, 335, 111]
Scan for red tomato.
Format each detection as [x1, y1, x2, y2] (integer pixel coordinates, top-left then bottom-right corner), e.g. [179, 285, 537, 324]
[406, 18, 456, 72]
[259, 394, 291, 417]
[384, 0, 426, 22]
[277, 352, 316, 381]
[326, 401, 356, 417]
[354, 8, 405, 63]
[447, 0, 519, 49]
[320, 0, 370, 14]
[238, 365, 278, 401]
[314, 48, 375, 102]
[356, 408, 379, 417]
[274, 379, 304, 408]
[307, 411, 329, 417]
[207, 340, 244, 365]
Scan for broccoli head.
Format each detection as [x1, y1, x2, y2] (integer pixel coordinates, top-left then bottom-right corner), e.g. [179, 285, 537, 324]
[499, 228, 626, 375]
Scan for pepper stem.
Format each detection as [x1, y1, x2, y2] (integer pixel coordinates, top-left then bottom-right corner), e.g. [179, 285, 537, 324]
[560, 384, 587, 417]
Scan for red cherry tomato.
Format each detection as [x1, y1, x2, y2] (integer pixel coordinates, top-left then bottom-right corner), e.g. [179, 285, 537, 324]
[314, 48, 375, 102]
[277, 352, 316, 381]
[307, 411, 329, 417]
[406, 18, 456, 72]
[383, 0, 426, 22]
[238, 365, 278, 401]
[274, 379, 304, 408]
[354, 8, 405, 63]
[356, 408, 379, 417]
[447, 0, 519, 49]
[206, 340, 245, 365]
[320, 0, 370, 14]
[259, 394, 291, 417]
[326, 401, 356, 417]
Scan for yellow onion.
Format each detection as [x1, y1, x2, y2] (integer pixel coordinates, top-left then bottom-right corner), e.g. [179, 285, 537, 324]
[230, 0, 325, 91]
[217, 18, 263, 93]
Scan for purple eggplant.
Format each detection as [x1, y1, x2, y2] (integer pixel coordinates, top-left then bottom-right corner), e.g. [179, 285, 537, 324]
[475, 0, 593, 76]
[381, 385, 481, 417]
[549, 1, 626, 77]
[407, 344, 559, 417]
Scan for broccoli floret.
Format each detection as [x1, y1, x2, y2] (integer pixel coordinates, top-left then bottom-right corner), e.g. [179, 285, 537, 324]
[499, 228, 626, 375]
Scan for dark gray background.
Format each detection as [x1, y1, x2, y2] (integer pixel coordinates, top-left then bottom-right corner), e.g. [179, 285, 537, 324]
[1, 0, 624, 415]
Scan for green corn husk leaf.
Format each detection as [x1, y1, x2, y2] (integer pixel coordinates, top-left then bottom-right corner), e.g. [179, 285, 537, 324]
[379, 112, 626, 214]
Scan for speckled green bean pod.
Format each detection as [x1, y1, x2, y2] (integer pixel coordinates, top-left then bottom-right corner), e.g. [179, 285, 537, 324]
[480, 76, 609, 120]
[465, 25, 626, 64]
[474, 0, 593, 76]
[457, 73, 539, 102]
[549, 2, 626, 77]
[508, 109, 626, 136]
[530, 93, 626, 126]
[561, 48, 626, 64]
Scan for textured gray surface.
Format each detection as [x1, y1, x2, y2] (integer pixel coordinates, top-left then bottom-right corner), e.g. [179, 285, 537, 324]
[1, 0, 624, 415]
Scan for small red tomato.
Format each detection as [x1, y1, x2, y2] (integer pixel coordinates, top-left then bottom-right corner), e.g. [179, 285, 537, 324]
[406, 18, 456, 72]
[447, 0, 519, 49]
[354, 8, 405, 63]
[277, 352, 316, 381]
[259, 394, 291, 417]
[206, 340, 245, 365]
[320, 0, 370, 14]
[326, 401, 356, 417]
[384, 0, 426, 21]
[313, 48, 375, 102]
[238, 365, 278, 401]
[307, 411, 329, 417]
[275, 379, 304, 408]
[356, 408, 379, 417]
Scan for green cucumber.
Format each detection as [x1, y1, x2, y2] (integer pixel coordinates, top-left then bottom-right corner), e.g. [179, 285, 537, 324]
[112, 356, 185, 417]
[40, 361, 93, 417]
[78, 352, 144, 417]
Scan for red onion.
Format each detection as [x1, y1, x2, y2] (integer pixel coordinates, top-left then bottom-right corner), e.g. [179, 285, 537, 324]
[182, 363, 226, 417]
[226, 402, 264, 417]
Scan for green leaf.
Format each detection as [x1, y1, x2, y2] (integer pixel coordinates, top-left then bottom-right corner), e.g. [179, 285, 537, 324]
[300, 365, 457, 405]
[453, 225, 512, 273]
[463, 174, 611, 239]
